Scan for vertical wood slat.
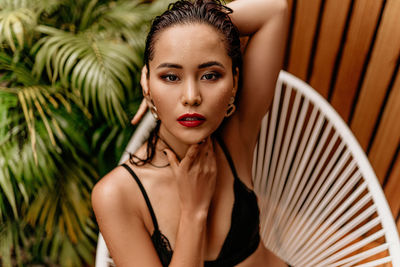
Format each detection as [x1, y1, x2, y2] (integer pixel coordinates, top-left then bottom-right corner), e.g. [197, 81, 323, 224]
[369, 71, 400, 183]
[287, 0, 294, 22]
[283, 0, 294, 69]
[384, 155, 400, 219]
[309, 0, 351, 98]
[287, 0, 321, 80]
[285, 0, 400, 232]
[329, 0, 383, 122]
[350, 0, 400, 150]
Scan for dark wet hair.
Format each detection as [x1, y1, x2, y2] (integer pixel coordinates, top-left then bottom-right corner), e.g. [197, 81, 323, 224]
[145, 0, 242, 75]
[130, 0, 242, 166]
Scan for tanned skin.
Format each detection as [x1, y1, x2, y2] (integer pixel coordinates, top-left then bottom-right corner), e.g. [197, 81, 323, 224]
[92, 0, 288, 266]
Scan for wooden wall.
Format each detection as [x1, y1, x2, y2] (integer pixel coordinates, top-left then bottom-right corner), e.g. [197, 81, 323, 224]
[283, 0, 400, 231]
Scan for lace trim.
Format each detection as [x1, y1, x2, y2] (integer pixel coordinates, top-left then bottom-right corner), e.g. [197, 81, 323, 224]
[151, 230, 173, 267]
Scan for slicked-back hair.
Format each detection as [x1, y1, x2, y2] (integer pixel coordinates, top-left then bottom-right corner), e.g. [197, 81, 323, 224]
[144, 0, 242, 76]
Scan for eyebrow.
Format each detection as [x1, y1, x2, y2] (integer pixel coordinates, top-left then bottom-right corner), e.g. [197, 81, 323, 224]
[198, 61, 225, 69]
[156, 61, 225, 70]
[157, 63, 182, 69]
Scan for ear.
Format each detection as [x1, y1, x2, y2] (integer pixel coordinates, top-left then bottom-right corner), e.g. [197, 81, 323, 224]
[140, 66, 153, 105]
[232, 67, 239, 97]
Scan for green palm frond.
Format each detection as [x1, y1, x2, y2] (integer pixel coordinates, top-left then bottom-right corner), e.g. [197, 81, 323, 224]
[96, 0, 171, 48]
[0, 0, 62, 12]
[48, 224, 96, 267]
[26, 165, 93, 242]
[98, 0, 153, 29]
[0, 51, 37, 86]
[1, 85, 91, 163]
[0, 220, 29, 267]
[0, 4, 37, 51]
[1, 97, 97, 265]
[33, 25, 141, 123]
[0, 0, 65, 52]
[25, 157, 96, 266]
[0, 91, 26, 219]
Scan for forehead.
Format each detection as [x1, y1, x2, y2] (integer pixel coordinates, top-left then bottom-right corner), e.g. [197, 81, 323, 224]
[151, 23, 231, 68]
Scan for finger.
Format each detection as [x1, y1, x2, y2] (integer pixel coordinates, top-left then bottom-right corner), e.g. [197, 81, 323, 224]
[207, 136, 214, 155]
[131, 99, 148, 125]
[203, 137, 215, 164]
[205, 141, 217, 181]
[197, 136, 212, 166]
[163, 148, 179, 169]
[207, 140, 216, 166]
[140, 66, 149, 95]
[181, 144, 201, 169]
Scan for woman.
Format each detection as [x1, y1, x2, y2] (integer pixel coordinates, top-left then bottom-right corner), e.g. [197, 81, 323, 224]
[92, 0, 288, 266]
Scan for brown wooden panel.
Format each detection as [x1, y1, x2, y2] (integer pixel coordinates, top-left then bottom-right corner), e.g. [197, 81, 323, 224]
[287, 0, 321, 80]
[309, 0, 351, 98]
[287, 0, 293, 19]
[330, 0, 383, 122]
[369, 72, 400, 183]
[283, 0, 294, 69]
[384, 154, 400, 218]
[350, 0, 400, 150]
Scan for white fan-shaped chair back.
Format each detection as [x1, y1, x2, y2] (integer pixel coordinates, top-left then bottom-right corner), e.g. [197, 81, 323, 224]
[253, 71, 400, 266]
[95, 70, 400, 266]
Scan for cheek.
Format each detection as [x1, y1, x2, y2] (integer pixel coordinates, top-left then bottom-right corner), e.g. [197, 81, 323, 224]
[152, 93, 175, 116]
[148, 81, 175, 112]
[209, 87, 232, 111]
[211, 97, 229, 116]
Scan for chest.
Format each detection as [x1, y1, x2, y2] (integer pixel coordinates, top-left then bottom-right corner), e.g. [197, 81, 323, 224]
[140, 148, 253, 261]
[154, 155, 236, 256]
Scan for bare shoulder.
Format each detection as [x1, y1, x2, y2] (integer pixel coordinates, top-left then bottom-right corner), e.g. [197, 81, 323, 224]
[91, 165, 141, 222]
[91, 164, 164, 266]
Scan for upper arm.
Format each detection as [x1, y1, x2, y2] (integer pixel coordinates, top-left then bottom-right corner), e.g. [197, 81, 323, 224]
[228, 0, 288, 147]
[91, 172, 163, 267]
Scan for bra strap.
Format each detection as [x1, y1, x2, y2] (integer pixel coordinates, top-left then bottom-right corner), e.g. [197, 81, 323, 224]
[215, 135, 239, 180]
[121, 163, 160, 231]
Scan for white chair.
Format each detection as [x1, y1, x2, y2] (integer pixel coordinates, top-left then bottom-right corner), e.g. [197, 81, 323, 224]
[95, 70, 400, 266]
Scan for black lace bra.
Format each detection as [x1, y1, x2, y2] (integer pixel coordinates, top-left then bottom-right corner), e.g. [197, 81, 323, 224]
[121, 137, 260, 267]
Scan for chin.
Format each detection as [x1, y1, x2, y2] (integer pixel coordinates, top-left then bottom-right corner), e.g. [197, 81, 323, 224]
[179, 133, 210, 145]
[176, 129, 214, 145]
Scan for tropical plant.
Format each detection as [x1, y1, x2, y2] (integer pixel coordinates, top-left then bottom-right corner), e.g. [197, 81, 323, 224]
[0, 0, 169, 266]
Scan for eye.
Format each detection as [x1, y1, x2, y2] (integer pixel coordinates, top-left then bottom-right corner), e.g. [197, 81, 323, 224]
[201, 72, 220, 81]
[161, 74, 179, 82]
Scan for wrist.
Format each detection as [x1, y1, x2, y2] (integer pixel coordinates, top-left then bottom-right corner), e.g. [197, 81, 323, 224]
[180, 209, 208, 223]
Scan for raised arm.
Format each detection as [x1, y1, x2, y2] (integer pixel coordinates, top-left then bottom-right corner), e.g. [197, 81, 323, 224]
[228, 0, 288, 147]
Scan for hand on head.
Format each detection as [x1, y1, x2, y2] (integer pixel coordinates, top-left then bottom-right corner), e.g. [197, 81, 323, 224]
[131, 98, 148, 125]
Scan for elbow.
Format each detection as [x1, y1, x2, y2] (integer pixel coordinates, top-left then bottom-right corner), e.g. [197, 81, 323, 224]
[271, 0, 288, 17]
[279, 0, 288, 12]
[260, 0, 288, 26]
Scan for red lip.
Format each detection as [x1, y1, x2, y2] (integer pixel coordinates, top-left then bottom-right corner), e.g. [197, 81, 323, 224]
[177, 113, 206, 127]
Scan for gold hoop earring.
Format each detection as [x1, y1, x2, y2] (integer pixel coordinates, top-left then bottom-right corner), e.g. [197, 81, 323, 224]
[225, 97, 236, 117]
[150, 105, 159, 120]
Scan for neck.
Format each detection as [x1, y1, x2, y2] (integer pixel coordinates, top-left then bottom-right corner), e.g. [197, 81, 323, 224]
[158, 124, 190, 161]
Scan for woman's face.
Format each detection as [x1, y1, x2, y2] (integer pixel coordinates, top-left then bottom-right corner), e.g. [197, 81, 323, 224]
[145, 23, 238, 145]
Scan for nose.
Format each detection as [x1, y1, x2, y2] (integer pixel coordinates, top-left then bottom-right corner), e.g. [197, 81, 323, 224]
[181, 79, 201, 106]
